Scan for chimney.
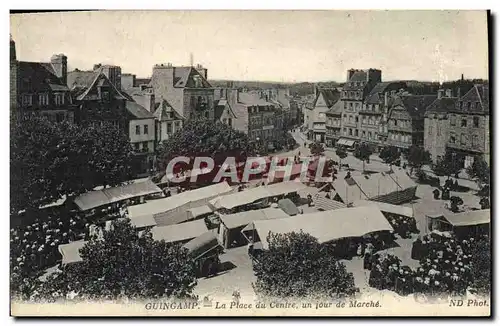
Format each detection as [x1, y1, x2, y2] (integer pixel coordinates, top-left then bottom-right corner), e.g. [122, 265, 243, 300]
[51, 54, 68, 85]
[384, 92, 389, 107]
[461, 73, 464, 81]
[457, 87, 461, 99]
[93, 63, 102, 71]
[10, 35, 16, 62]
[445, 89, 452, 98]
[437, 89, 444, 99]
[347, 69, 356, 81]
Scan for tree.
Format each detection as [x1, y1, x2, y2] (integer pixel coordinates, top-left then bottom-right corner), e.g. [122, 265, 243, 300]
[335, 147, 348, 171]
[10, 117, 134, 214]
[405, 145, 431, 175]
[353, 143, 373, 172]
[252, 231, 357, 300]
[431, 151, 462, 179]
[309, 142, 325, 156]
[466, 158, 490, 187]
[28, 219, 198, 301]
[379, 145, 401, 165]
[157, 118, 254, 170]
[470, 237, 491, 296]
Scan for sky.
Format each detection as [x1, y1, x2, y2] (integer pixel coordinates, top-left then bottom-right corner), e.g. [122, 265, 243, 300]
[10, 10, 489, 83]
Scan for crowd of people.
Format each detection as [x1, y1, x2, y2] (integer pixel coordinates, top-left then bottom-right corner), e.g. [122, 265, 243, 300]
[364, 231, 488, 298]
[385, 214, 418, 239]
[10, 210, 88, 290]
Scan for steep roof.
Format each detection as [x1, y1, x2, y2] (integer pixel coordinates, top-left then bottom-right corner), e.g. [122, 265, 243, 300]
[214, 99, 237, 120]
[326, 98, 344, 116]
[424, 97, 458, 116]
[314, 88, 340, 109]
[153, 98, 184, 121]
[365, 81, 407, 104]
[18, 61, 69, 93]
[67, 70, 98, 89]
[391, 95, 437, 118]
[68, 70, 128, 101]
[457, 84, 489, 113]
[173, 67, 212, 88]
[126, 101, 154, 119]
[238, 92, 275, 107]
[349, 71, 368, 82]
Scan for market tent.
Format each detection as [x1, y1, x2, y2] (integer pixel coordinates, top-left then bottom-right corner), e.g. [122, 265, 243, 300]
[337, 139, 346, 146]
[218, 207, 290, 248]
[187, 205, 214, 220]
[313, 193, 348, 211]
[183, 231, 221, 260]
[210, 181, 307, 210]
[353, 200, 413, 218]
[128, 215, 157, 229]
[128, 182, 232, 225]
[74, 180, 162, 211]
[442, 209, 490, 227]
[331, 176, 368, 204]
[241, 206, 393, 249]
[277, 198, 299, 216]
[151, 219, 209, 244]
[58, 240, 86, 266]
[268, 163, 305, 181]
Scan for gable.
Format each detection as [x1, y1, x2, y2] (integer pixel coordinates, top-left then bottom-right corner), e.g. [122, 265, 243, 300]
[77, 73, 127, 101]
[315, 93, 327, 108]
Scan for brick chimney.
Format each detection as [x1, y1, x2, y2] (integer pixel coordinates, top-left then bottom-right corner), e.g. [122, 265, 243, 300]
[51, 54, 68, 85]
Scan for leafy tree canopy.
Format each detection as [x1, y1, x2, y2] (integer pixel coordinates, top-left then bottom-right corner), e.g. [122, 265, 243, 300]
[431, 151, 462, 178]
[156, 118, 254, 170]
[309, 142, 325, 156]
[405, 145, 431, 172]
[10, 116, 134, 214]
[466, 158, 490, 186]
[26, 219, 198, 302]
[353, 143, 373, 162]
[252, 231, 358, 300]
[379, 146, 401, 164]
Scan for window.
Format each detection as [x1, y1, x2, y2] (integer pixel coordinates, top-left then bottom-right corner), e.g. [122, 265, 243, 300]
[343, 128, 347, 135]
[205, 111, 209, 118]
[450, 133, 456, 144]
[143, 125, 148, 134]
[167, 122, 172, 134]
[101, 91, 110, 101]
[143, 142, 149, 151]
[355, 129, 359, 136]
[54, 93, 65, 105]
[349, 128, 353, 136]
[349, 103, 353, 109]
[22, 94, 33, 106]
[467, 102, 471, 110]
[394, 119, 398, 127]
[473, 117, 479, 128]
[368, 131, 372, 139]
[362, 131, 366, 137]
[461, 119, 467, 127]
[355, 116, 359, 123]
[460, 134, 467, 145]
[134, 143, 140, 151]
[472, 135, 479, 147]
[135, 125, 140, 135]
[38, 93, 49, 106]
[56, 113, 65, 122]
[362, 117, 367, 125]
[220, 89, 224, 97]
[175, 121, 181, 130]
[228, 118, 232, 126]
[450, 115, 456, 126]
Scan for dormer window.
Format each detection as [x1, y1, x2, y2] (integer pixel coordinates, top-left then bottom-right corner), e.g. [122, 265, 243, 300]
[54, 93, 65, 105]
[21, 94, 33, 106]
[193, 75, 203, 88]
[38, 93, 49, 106]
[101, 91, 110, 101]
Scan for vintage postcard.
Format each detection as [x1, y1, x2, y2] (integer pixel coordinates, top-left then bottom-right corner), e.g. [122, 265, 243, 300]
[10, 10, 490, 317]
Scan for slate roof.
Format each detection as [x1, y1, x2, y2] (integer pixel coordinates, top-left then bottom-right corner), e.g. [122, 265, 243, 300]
[456, 84, 490, 113]
[326, 98, 344, 116]
[126, 101, 154, 119]
[314, 88, 341, 109]
[67, 69, 127, 101]
[424, 97, 458, 116]
[365, 81, 407, 104]
[238, 92, 275, 107]
[18, 61, 69, 93]
[153, 99, 184, 121]
[173, 67, 212, 88]
[391, 95, 437, 118]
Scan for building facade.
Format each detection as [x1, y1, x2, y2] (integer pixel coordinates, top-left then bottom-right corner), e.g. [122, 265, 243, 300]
[153, 98, 184, 144]
[339, 69, 382, 144]
[10, 37, 76, 122]
[310, 88, 341, 143]
[446, 84, 490, 167]
[423, 89, 458, 163]
[325, 99, 343, 147]
[149, 63, 215, 121]
[383, 94, 437, 150]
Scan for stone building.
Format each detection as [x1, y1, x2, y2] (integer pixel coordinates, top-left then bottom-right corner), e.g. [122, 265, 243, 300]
[383, 94, 437, 150]
[325, 97, 344, 147]
[310, 88, 341, 143]
[339, 69, 382, 144]
[149, 63, 214, 121]
[153, 98, 184, 144]
[358, 81, 407, 150]
[10, 37, 76, 122]
[423, 89, 458, 163]
[446, 84, 490, 167]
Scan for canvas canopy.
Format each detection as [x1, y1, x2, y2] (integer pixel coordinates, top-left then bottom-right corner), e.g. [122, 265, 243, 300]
[242, 206, 393, 249]
[211, 181, 307, 210]
[128, 182, 232, 219]
[337, 138, 355, 147]
[182, 231, 221, 260]
[58, 240, 86, 266]
[74, 180, 162, 211]
[277, 198, 299, 216]
[353, 200, 413, 218]
[187, 205, 214, 219]
[313, 193, 348, 211]
[442, 209, 490, 227]
[128, 215, 157, 229]
[151, 219, 208, 244]
[219, 207, 289, 230]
